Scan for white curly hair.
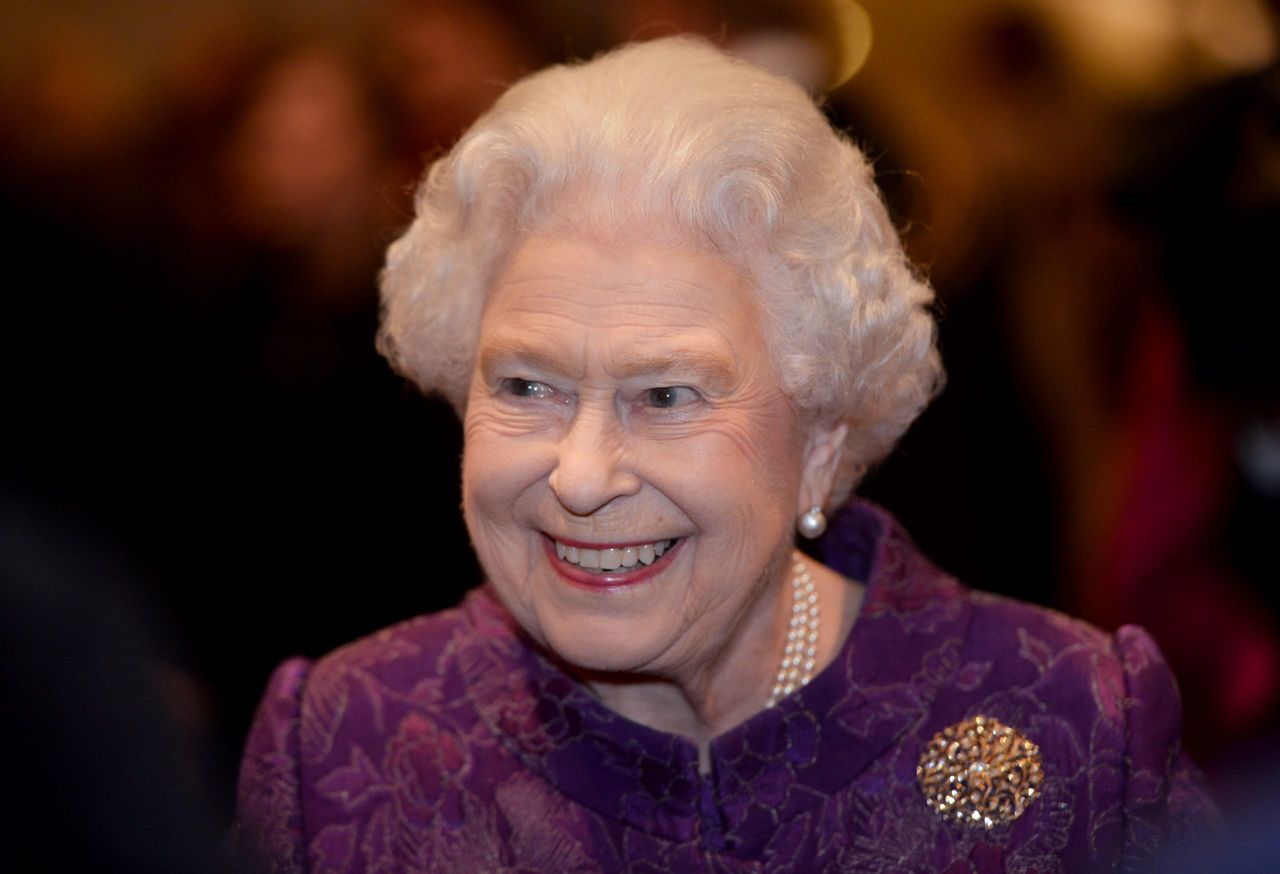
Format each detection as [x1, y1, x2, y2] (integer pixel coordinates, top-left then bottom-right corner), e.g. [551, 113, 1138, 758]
[379, 36, 943, 507]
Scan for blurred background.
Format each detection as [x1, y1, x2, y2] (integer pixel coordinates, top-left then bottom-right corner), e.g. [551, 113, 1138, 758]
[1, 0, 1277, 866]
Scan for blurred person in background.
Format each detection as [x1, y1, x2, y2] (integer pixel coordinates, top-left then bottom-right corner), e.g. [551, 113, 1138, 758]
[371, 0, 542, 211]
[1103, 54, 1280, 770]
[0, 487, 233, 873]
[141, 36, 494, 802]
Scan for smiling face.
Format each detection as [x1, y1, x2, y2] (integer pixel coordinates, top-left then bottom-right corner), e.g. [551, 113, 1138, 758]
[462, 233, 835, 684]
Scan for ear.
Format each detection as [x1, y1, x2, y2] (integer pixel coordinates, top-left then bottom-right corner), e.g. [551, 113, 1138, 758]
[796, 421, 848, 515]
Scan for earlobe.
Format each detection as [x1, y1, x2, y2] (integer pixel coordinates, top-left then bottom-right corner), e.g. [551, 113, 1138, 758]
[797, 422, 848, 516]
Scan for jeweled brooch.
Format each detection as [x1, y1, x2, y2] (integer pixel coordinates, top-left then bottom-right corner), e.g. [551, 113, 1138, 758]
[916, 714, 1044, 829]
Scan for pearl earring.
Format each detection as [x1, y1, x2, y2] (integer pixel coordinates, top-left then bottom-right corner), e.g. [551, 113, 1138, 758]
[797, 506, 826, 539]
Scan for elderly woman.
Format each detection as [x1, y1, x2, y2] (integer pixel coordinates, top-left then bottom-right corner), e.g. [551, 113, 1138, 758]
[235, 38, 1215, 872]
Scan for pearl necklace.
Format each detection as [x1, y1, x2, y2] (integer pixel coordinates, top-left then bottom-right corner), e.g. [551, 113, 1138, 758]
[765, 556, 820, 707]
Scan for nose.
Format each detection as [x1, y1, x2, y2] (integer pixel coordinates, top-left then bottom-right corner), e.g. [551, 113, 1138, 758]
[548, 405, 641, 516]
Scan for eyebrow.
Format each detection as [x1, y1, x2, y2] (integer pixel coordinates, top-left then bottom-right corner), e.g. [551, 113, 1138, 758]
[478, 338, 573, 380]
[478, 338, 737, 388]
[610, 350, 736, 387]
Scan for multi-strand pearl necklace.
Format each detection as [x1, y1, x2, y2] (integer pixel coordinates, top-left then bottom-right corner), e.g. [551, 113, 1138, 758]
[765, 556, 820, 707]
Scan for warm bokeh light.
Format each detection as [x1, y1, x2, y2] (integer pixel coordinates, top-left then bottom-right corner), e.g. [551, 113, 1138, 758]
[828, 0, 873, 89]
[1041, 0, 1277, 100]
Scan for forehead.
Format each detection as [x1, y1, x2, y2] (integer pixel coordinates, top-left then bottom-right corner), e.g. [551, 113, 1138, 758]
[480, 233, 763, 341]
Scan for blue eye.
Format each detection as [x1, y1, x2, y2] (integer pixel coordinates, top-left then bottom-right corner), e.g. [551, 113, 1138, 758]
[644, 386, 697, 408]
[503, 378, 555, 399]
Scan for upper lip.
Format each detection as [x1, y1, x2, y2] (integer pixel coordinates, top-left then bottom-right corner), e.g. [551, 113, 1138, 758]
[544, 533, 677, 549]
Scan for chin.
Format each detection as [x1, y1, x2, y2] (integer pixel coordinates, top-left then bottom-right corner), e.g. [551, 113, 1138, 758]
[539, 619, 665, 677]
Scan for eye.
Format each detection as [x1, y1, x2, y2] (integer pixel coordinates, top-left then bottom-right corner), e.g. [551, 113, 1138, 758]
[501, 378, 556, 400]
[642, 386, 699, 409]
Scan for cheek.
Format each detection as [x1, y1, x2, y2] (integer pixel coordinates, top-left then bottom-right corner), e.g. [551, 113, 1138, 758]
[461, 409, 554, 546]
[460, 440, 542, 631]
[639, 414, 804, 542]
[687, 411, 804, 498]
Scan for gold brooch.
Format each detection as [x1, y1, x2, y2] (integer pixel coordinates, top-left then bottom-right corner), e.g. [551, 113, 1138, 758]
[916, 714, 1044, 829]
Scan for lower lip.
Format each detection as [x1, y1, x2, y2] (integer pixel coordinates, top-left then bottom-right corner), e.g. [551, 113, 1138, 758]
[542, 536, 680, 589]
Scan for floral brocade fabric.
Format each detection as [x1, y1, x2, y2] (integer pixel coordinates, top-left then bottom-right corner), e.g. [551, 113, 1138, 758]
[234, 502, 1217, 872]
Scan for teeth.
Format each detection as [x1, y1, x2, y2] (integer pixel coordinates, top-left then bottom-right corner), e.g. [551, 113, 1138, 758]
[554, 539, 674, 571]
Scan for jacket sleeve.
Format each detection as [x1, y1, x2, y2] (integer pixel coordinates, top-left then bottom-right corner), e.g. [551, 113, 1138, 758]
[232, 657, 312, 874]
[1115, 625, 1220, 870]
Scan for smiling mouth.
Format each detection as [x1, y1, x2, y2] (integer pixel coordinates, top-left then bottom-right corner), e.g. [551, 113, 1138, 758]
[551, 538, 678, 573]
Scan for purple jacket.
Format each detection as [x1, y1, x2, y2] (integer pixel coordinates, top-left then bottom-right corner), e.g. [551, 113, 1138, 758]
[235, 502, 1216, 872]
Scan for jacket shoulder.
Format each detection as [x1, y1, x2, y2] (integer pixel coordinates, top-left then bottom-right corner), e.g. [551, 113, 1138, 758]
[304, 586, 518, 716]
[965, 589, 1116, 660]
